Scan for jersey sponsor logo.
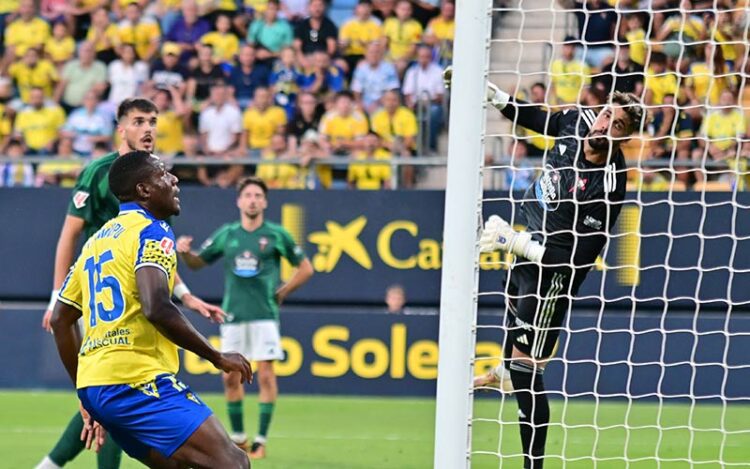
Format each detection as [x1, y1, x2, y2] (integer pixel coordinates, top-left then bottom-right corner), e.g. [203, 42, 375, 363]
[535, 164, 561, 211]
[160, 237, 174, 255]
[583, 215, 603, 230]
[259, 236, 268, 252]
[72, 191, 89, 209]
[568, 177, 588, 193]
[233, 250, 261, 278]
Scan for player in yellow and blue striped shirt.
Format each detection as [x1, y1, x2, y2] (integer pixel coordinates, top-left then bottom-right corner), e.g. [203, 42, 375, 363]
[51, 151, 252, 468]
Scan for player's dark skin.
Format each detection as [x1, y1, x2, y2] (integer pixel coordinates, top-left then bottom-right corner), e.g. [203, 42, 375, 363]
[51, 159, 253, 469]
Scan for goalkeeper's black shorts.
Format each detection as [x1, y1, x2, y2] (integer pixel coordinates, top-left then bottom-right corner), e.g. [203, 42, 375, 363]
[504, 261, 572, 360]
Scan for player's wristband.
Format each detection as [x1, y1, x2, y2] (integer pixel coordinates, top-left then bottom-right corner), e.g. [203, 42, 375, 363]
[174, 283, 190, 301]
[47, 289, 60, 311]
[487, 82, 510, 110]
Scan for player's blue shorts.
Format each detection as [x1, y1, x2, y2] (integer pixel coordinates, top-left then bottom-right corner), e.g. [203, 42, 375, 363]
[78, 374, 213, 460]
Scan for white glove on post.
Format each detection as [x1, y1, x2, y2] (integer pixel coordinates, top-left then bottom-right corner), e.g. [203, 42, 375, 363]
[443, 66, 510, 110]
[479, 215, 545, 263]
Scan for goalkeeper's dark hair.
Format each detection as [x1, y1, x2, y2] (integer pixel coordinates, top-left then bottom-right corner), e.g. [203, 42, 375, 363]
[609, 91, 645, 135]
[116, 98, 158, 123]
[109, 151, 158, 202]
[237, 176, 268, 196]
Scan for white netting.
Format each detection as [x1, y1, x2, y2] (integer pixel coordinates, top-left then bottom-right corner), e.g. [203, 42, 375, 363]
[470, 0, 750, 467]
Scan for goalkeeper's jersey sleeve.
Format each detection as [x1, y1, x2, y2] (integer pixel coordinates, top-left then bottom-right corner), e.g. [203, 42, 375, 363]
[59, 202, 179, 388]
[197, 220, 307, 323]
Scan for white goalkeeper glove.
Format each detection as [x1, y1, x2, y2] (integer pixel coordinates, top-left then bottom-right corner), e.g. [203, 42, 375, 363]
[479, 215, 545, 263]
[443, 66, 510, 110]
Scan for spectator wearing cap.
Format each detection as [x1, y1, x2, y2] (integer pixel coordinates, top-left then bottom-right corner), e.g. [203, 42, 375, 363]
[86, 7, 120, 64]
[549, 36, 591, 105]
[54, 41, 108, 113]
[60, 90, 113, 157]
[246, 0, 294, 65]
[569, 0, 617, 70]
[299, 50, 345, 100]
[351, 41, 400, 114]
[423, 0, 454, 66]
[240, 86, 288, 156]
[107, 43, 149, 110]
[147, 42, 188, 95]
[45, 21, 76, 69]
[319, 91, 369, 188]
[339, 0, 384, 79]
[383, 0, 423, 77]
[153, 86, 189, 157]
[0, 138, 35, 187]
[348, 131, 392, 190]
[287, 91, 323, 155]
[200, 14, 240, 65]
[230, 44, 271, 110]
[117, 1, 161, 62]
[7, 47, 58, 106]
[165, 0, 211, 63]
[197, 82, 244, 188]
[294, 0, 338, 57]
[402, 44, 444, 152]
[3, 0, 50, 62]
[14, 87, 66, 155]
[186, 44, 228, 107]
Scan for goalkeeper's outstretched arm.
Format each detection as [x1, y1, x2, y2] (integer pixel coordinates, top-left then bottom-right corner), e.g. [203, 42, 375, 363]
[443, 67, 563, 136]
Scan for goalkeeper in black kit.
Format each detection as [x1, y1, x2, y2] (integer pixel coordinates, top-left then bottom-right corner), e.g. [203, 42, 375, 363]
[445, 68, 645, 468]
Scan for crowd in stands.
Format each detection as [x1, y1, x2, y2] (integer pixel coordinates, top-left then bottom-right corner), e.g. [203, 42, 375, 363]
[0, 0, 454, 190]
[508, 0, 750, 191]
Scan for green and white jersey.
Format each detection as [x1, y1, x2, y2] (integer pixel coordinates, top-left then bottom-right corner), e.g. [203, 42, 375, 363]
[198, 221, 306, 323]
[67, 151, 120, 239]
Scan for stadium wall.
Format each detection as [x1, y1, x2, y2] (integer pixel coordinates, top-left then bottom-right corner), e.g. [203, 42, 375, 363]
[2, 308, 749, 399]
[2, 188, 749, 309]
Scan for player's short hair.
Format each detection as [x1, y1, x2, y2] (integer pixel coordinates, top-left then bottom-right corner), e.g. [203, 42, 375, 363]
[237, 176, 268, 196]
[117, 98, 158, 123]
[650, 51, 667, 65]
[609, 91, 644, 134]
[531, 82, 546, 91]
[109, 151, 157, 202]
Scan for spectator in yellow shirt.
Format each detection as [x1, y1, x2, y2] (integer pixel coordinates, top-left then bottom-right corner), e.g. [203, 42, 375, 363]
[370, 89, 417, 156]
[620, 13, 647, 67]
[694, 90, 750, 164]
[654, 0, 705, 59]
[118, 2, 161, 61]
[348, 131, 392, 190]
[423, 0, 454, 66]
[319, 91, 369, 188]
[339, 0, 384, 77]
[154, 86, 189, 157]
[86, 7, 120, 63]
[240, 86, 287, 155]
[8, 47, 58, 104]
[383, 0, 423, 76]
[256, 133, 304, 189]
[549, 36, 591, 105]
[36, 137, 83, 188]
[686, 43, 737, 107]
[45, 21, 76, 68]
[3, 0, 50, 60]
[201, 14, 240, 65]
[14, 87, 66, 155]
[644, 51, 677, 106]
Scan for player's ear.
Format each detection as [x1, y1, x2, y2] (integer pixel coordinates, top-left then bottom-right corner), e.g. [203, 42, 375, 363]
[134, 181, 150, 200]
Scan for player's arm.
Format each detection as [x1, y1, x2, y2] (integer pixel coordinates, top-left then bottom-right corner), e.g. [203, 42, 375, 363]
[276, 258, 313, 304]
[43, 214, 86, 331]
[443, 66, 563, 136]
[136, 266, 252, 382]
[50, 301, 83, 384]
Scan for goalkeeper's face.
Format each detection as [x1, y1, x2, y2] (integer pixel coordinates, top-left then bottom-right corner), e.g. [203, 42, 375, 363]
[587, 106, 631, 151]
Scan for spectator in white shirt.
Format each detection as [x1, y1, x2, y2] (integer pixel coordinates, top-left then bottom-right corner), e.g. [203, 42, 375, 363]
[60, 90, 113, 156]
[402, 45, 444, 151]
[198, 83, 244, 187]
[351, 41, 400, 114]
[107, 43, 149, 112]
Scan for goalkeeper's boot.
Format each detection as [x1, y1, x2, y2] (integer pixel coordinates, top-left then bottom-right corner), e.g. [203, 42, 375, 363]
[249, 441, 267, 460]
[473, 365, 514, 393]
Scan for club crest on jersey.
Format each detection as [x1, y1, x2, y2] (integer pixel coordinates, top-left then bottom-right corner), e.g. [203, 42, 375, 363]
[535, 164, 561, 211]
[72, 191, 89, 209]
[233, 251, 260, 278]
[569, 177, 588, 193]
[160, 237, 174, 255]
[259, 237, 268, 252]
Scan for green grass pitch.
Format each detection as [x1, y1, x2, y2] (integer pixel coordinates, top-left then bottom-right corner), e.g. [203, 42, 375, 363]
[1, 390, 749, 468]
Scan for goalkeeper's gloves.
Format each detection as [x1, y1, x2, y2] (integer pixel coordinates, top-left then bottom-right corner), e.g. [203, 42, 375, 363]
[442, 66, 510, 111]
[479, 215, 545, 263]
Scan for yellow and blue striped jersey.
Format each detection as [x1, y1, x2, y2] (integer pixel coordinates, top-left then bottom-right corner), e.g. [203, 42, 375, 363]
[58, 202, 179, 388]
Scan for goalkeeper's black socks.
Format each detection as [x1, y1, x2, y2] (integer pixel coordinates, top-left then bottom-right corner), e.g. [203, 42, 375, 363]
[510, 361, 550, 469]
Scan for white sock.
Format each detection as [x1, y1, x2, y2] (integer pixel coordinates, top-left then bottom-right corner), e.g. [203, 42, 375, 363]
[254, 435, 267, 445]
[230, 432, 247, 444]
[34, 456, 62, 469]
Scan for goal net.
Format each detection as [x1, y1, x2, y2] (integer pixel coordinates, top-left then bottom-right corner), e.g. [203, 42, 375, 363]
[436, 0, 750, 468]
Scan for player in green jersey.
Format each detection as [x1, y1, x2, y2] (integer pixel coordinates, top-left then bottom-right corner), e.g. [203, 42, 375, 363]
[36, 98, 225, 469]
[176, 176, 314, 460]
